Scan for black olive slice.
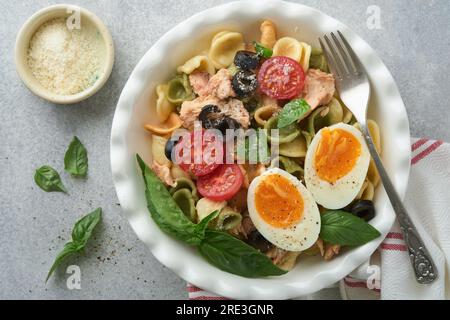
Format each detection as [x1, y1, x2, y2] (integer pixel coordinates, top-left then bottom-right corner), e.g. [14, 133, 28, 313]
[350, 200, 375, 221]
[234, 50, 260, 70]
[247, 230, 273, 253]
[232, 70, 258, 98]
[199, 104, 223, 129]
[164, 136, 181, 161]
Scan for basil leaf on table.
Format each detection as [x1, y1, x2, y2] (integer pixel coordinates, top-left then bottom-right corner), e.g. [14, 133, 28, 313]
[320, 210, 381, 246]
[71, 207, 102, 247]
[64, 136, 88, 177]
[46, 242, 78, 283]
[46, 208, 102, 282]
[253, 41, 273, 58]
[137, 154, 286, 277]
[34, 165, 67, 193]
[137, 155, 203, 246]
[277, 99, 311, 129]
[199, 230, 287, 278]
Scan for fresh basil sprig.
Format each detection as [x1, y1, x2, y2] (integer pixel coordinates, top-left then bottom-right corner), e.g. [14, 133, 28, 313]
[320, 210, 381, 246]
[64, 136, 88, 177]
[253, 41, 273, 58]
[277, 99, 311, 128]
[137, 154, 286, 278]
[46, 208, 102, 282]
[34, 165, 67, 193]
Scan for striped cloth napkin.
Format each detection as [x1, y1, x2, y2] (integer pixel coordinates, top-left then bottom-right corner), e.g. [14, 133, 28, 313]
[187, 138, 450, 300]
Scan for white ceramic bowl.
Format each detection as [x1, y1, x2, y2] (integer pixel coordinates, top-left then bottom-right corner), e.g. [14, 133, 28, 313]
[15, 4, 114, 104]
[111, 0, 410, 299]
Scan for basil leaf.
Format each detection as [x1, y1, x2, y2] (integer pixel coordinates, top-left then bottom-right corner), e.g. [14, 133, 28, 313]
[199, 230, 287, 277]
[46, 242, 78, 282]
[320, 210, 381, 246]
[46, 208, 102, 282]
[277, 99, 311, 128]
[64, 136, 88, 177]
[195, 211, 219, 234]
[253, 41, 273, 58]
[137, 155, 203, 246]
[34, 165, 67, 193]
[72, 208, 102, 246]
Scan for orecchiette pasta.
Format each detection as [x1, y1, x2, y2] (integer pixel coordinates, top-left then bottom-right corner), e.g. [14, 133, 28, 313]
[155, 84, 174, 123]
[172, 189, 197, 222]
[166, 74, 195, 105]
[309, 47, 329, 72]
[144, 112, 183, 136]
[209, 31, 245, 69]
[279, 135, 307, 158]
[367, 120, 381, 187]
[195, 197, 227, 223]
[277, 252, 301, 271]
[265, 115, 300, 143]
[254, 105, 279, 127]
[170, 177, 199, 200]
[306, 98, 344, 137]
[356, 179, 375, 201]
[273, 37, 303, 62]
[170, 164, 190, 181]
[151, 135, 171, 167]
[177, 55, 215, 75]
[299, 42, 312, 72]
[272, 38, 312, 71]
[215, 207, 242, 231]
[353, 119, 382, 187]
[278, 156, 304, 177]
[260, 20, 277, 49]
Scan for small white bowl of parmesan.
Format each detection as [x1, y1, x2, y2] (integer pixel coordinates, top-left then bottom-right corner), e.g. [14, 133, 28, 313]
[15, 4, 114, 104]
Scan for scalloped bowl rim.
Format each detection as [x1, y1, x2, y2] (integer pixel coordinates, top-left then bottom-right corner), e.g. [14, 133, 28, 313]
[111, 0, 410, 299]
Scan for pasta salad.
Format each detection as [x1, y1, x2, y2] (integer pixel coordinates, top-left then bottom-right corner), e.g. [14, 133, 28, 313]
[139, 20, 382, 277]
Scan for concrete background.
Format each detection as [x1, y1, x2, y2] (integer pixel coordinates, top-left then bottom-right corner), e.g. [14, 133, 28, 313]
[0, 0, 449, 299]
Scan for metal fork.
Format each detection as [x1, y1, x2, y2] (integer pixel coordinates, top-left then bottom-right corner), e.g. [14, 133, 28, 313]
[319, 31, 437, 284]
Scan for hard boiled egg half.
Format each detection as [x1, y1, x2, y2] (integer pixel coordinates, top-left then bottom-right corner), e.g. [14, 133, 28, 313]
[248, 168, 321, 251]
[305, 123, 370, 209]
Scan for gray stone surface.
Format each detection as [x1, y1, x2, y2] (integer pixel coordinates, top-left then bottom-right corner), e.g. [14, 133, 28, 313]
[0, 0, 449, 300]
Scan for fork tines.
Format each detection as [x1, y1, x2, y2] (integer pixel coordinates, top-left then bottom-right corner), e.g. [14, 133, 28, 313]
[319, 31, 362, 79]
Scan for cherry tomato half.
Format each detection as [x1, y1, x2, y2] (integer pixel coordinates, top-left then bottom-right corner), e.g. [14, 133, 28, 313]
[174, 130, 223, 176]
[257, 56, 305, 100]
[197, 164, 243, 201]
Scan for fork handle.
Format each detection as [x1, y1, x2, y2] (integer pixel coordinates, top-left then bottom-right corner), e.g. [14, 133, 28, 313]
[360, 124, 438, 284]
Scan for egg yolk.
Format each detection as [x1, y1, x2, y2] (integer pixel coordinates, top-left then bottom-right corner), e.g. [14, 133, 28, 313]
[314, 128, 361, 183]
[255, 174, 304, 228]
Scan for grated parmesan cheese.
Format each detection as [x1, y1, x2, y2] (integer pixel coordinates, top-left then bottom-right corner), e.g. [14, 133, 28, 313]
[27, 17, 105, 95]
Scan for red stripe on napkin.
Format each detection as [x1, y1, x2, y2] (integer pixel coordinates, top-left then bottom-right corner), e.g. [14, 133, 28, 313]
[411, 138, 429, 151]
[386, 232, 404, 240]
[412, 140, 443, 165]
[380, 243, 407, 251]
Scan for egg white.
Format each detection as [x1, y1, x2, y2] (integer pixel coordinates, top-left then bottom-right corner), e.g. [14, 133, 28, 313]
[247, 168, 321, 252]
[304, 123, 370, 209]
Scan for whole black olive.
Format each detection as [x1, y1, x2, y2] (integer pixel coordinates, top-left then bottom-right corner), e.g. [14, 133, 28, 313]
[247, 230, 273, 253]
[232, 70, 258, 98]
[234, 50, 260, 70]
[349, 200, 375, 221]
[198, 104, 223, 129]
[164, 136, 181, 161]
